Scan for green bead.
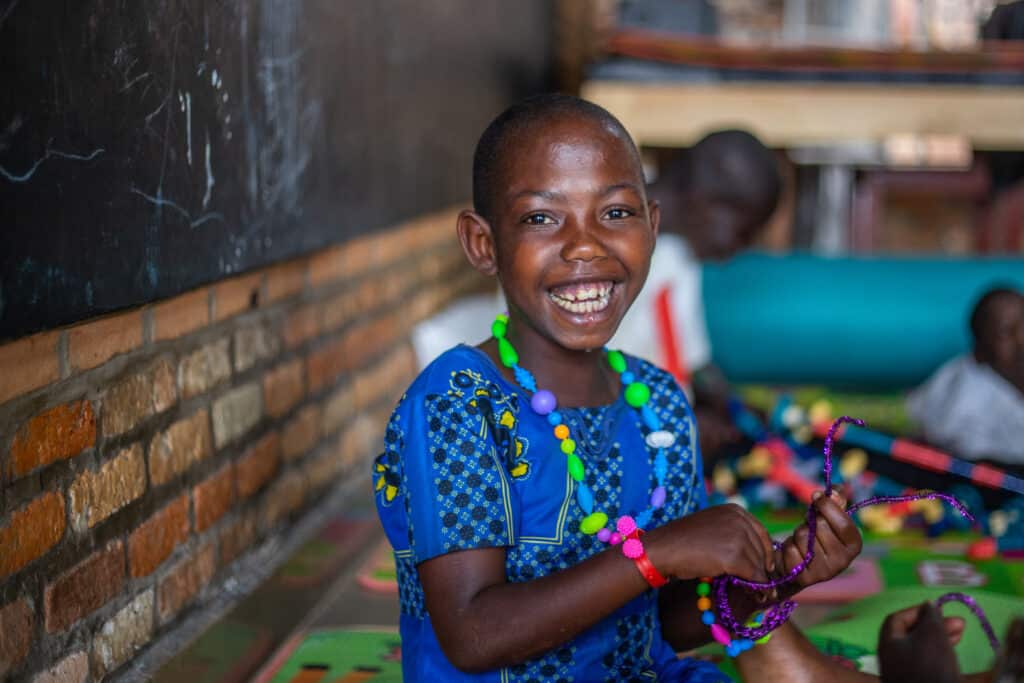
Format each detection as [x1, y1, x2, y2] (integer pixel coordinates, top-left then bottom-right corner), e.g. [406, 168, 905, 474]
[607, 349, 627, 373]
[560, 438, 576, 455]
[580, 512, 608, 535]
[497, 337, 518, 367]
[567, 454, 585, 481]
[495, 313, 508, 324]
[624, 382, 651, 408]
[491, 319, 507, 339]
[756, 634, 772, 645]
[696, 582, 710, 597]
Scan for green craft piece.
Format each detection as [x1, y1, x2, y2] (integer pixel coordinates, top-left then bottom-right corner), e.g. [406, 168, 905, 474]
[624, 382, 651, 408]
[498, 337, 518, 367]
[607, 349, 627, 373]
[696, 582, 710, 597]
[567, 454, 584, 481]
[580, 512, 608, 535]
[491, 319, 507, 339]
[560, 438, 576, 455]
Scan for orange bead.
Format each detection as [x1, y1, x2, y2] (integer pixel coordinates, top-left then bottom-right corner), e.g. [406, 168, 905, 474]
[696, 597, 712, 612]
[554, 424, 570, 440]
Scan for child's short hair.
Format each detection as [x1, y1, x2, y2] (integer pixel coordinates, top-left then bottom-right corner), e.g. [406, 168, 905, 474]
[472, 94, 640, 223]
[970, 285, 1023, 343]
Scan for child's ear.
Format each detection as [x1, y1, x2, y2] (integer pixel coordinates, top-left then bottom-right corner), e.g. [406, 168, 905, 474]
[647, 199, 661, 239]
[456, 210, 498, 276]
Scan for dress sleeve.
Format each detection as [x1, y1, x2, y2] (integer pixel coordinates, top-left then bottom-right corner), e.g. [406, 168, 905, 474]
[384, 360, 521, 565]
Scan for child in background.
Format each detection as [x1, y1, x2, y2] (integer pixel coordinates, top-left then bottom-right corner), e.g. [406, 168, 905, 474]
[610, 131, 782, 458]
[373, 94, 860, 681]
[907, 286, 1024, 467]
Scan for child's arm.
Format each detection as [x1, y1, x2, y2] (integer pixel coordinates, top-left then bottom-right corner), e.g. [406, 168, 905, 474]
[733, 622, 876, 683]
[417, 503, 775, 673]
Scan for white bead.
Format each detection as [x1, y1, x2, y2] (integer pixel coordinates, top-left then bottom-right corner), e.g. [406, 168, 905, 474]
[645, 430, 675, 448]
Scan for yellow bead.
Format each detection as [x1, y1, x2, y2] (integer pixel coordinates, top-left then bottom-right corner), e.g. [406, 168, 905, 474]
[560, 438, 576, 455]
[554, 424, 570, 440]
[696, 597, 712, 612]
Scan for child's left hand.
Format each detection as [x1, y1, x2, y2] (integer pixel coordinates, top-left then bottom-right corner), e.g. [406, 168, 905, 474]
[776, 490, 862, 591]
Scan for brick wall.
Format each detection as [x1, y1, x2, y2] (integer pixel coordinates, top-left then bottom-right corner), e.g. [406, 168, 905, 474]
[0, 208, 485, 681]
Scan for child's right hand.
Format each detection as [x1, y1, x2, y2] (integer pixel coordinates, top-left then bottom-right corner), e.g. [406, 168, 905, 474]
[648, 503, 775, 582]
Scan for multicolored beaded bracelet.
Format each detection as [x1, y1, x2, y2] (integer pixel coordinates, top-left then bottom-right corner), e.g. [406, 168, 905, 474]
[696, 579, 768, 657]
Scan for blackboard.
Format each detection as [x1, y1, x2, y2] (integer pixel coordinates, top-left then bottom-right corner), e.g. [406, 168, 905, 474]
[0, 1, 553, 341]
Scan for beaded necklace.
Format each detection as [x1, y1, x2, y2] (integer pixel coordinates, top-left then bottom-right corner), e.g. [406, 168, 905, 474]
[491, 313, 672, 542]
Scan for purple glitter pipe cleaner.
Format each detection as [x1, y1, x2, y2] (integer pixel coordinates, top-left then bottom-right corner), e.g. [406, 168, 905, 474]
[936, 592, 1001, 652]
[711, 416, 982, 643]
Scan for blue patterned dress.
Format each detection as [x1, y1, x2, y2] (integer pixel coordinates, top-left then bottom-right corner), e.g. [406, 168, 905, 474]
[372, 345, 729, 682]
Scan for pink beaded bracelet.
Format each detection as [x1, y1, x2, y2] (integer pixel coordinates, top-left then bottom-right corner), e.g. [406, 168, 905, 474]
[614, 516, 668, 589]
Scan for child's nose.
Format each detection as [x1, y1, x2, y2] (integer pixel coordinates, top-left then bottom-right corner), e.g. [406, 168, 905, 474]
[559, 217, 607, 263]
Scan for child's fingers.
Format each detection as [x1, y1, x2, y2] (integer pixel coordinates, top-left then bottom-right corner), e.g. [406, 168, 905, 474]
[814, 493, 862, 549]
[881, 603, 925, 639]
[944, 616, 966, 646]
[741, 510, 776, 573]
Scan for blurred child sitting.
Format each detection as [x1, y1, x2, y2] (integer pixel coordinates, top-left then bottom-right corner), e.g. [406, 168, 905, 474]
[610, 130, 782, 457]
[907, 286, 1024, 466]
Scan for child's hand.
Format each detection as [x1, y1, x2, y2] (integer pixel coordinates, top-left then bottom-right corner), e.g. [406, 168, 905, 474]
[648, 504, 775, 582]
[877, 602, 962, 683]
[776, 490, 862, 591]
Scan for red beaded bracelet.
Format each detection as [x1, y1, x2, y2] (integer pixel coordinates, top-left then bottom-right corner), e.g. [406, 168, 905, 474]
[614, 516, 669, 589]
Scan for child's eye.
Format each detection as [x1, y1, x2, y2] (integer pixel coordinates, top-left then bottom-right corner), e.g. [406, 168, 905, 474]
[523, 213, 556, 226]
[604, 207, 635, 220]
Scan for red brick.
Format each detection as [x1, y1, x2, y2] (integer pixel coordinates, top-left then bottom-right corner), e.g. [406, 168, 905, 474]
[102, 359, 177, 437]
[234, 432, 280, 499]
[307, 245, 347, 287]
[0, 330, 60, 405]
[193, 464, 233, 533]
[213, 272, 263, 321]
[0, 598, 33, 675]
[44, 541, 124, 633]
[321, 383, 355, 437]
[305, 338, 345, 394]
[263, 360, 304, 418]
[0, 492, 65, 578]
[260, 470, 306, 529]
[321, 290, 356, 333]
[69, 443, 146, 531]
[219, 511, 257, 566]
[211, 383, 262, 448]
[157, 541, 216, 623]
[148, 410, 213, 486]
[282, 405, 320, 462]
[265, 259, 307, 303]
[339, 413, 384, 472]
[339, 235, 379, 279]
[10, 400, 96, 478]
[128, 495, 190, 578]
[68, 310, 143, 372]
[303, 447, 343, 493]
[284, 303, 321, 349]
[153, 289, 210, 342]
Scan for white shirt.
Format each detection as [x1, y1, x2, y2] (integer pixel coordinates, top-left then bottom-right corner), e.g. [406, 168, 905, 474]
[610, 233, 711, 375]
[906, 354, 1024, 464]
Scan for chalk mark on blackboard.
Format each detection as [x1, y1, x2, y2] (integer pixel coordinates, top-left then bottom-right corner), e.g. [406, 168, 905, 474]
[130, 187, 223, 229]
[0, 144, 104, 183]
[203, 130, 214, 209]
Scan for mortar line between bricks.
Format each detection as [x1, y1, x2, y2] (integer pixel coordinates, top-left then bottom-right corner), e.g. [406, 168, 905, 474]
[106, 472, 369, 683]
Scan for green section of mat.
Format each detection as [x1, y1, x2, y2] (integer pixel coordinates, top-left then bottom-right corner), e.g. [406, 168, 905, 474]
[739, 385, 912, 435]
[269, 629, 403, 683]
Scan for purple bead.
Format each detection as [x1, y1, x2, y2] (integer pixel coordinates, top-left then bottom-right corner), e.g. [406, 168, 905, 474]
[596, 528, 612, 543]
[530, 389, 557, 416]
[650, 486, 667, 509]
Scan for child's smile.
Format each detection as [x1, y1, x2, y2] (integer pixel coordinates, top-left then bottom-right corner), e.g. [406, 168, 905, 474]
[548, 280, 613, 316]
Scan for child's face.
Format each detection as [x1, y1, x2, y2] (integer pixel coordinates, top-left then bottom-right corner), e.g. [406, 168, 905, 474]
[489, 116, 658, 352]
